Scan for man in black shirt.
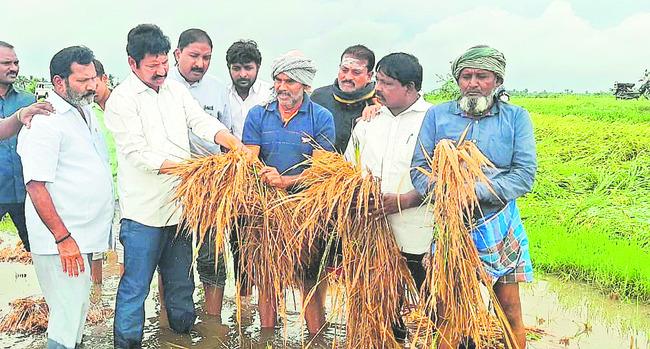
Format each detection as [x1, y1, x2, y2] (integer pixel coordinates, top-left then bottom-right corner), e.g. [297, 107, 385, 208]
[311, 45, 376, 153]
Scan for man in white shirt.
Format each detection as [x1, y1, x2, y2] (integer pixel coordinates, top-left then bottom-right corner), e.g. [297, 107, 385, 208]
[17, 46, 113, 349]
[166, 28, 232, 319]
[105, 24, 247, 348]
[225, 39, 271, 139]
[344, 52, 432, 342]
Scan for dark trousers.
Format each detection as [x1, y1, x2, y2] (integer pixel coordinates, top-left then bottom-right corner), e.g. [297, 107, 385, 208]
[0, 202, 30, 251]
[113, 219, 196, 348]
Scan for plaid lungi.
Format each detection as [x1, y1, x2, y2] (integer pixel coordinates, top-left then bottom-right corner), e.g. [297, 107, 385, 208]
[472, 200, 533, 284]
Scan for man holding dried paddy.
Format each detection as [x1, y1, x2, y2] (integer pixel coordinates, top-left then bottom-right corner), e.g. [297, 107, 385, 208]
[344, 52, 433, 342]
[242, 51, 335, 335]
[105, 24, 247, 348]
[411, 45, 536, 349]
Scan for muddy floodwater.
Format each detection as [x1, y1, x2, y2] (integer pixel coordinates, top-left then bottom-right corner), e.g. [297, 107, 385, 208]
[0, 233, 648, 349]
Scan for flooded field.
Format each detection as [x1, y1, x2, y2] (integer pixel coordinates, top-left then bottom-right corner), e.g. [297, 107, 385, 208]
[0, 232, 648, 349]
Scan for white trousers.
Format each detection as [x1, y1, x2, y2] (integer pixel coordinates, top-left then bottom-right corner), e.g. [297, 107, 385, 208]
[33, 253, 91, 349]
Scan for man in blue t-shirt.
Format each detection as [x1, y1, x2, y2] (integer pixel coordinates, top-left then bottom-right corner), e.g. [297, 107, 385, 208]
[242, 51, 335, 336]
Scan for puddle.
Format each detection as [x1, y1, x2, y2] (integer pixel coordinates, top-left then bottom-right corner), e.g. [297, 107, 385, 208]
[0, 231, 648, 349]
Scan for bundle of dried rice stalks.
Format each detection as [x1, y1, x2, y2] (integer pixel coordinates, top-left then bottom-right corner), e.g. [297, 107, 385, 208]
[169, 149, 300, 326]
[288, 151, 416, 348]
[0, 242, 31, 264]
[413, 138, 518, 349]
[0, 297, 113, 334]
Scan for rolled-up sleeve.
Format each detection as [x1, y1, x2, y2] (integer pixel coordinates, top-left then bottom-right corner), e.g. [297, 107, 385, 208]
[104, 92, 168, 173]
[410, 108, 437, 197]
[181, 87, 227, 143]
[17, 117, 61, 184]
[475, 109, 537, 204]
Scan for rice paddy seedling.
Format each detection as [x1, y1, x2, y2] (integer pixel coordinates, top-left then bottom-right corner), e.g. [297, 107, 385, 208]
[286, 150, 416, 348]
[413, 138, 518, 349]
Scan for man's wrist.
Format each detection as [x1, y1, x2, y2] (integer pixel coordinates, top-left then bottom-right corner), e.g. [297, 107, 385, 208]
[14, 108, 24, 124]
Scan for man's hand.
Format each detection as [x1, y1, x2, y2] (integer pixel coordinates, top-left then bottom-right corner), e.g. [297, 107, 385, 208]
[19, 101, 55, 128]
[356, 98, 382, 122]
[259, 166, 288, 189]
[368, 193, 401, 219]
[56, 235, 85, 277]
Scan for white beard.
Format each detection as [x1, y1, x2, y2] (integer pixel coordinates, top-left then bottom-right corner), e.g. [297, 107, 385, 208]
[458, 89, 497, 116]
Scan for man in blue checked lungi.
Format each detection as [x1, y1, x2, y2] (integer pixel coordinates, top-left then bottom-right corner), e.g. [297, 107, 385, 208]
[411, 45, 536, 349]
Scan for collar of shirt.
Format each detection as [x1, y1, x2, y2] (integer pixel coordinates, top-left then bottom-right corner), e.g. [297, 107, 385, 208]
[1, 84, 16, 99]
[265, 92, 313, 116]
[227, 78, 265, 97]
[379, 95, 429, 118]
[125, 71, 172, 95]
[47, 91, 94, 119]
[168, 65, 205, 90]
[449, 98, 501, 118]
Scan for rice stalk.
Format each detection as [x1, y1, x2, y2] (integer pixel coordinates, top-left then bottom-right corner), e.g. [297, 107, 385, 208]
[286, 150, 416, 348]
[169, 148, 301, 333]
[0, 296, 113, 334]
[0, 242, 32, 264]
[413, 139, 518, 349]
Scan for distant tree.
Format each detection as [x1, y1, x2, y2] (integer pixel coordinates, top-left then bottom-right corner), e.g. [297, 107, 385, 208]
[425, 73, 461, 100]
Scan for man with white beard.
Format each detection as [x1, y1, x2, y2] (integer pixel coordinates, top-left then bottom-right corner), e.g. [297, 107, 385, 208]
[17, 46, 113, 349]
[411, 45, 536, 349]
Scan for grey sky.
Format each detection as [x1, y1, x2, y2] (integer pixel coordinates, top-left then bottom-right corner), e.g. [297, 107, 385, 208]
[4, 0, 650, 92]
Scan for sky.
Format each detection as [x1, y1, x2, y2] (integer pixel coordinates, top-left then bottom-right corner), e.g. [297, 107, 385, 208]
[4, 0, 650, 92]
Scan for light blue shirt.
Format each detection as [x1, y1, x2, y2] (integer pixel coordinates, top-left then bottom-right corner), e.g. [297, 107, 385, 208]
[411, 100, 537, 216]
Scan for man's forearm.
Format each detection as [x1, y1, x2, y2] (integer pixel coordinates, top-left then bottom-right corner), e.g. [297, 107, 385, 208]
[214, 129, 243, 150]
[159, 159, 179, 175]
[25, 181, 69, 241]
[281, 174, 302, 189]
[0, 110, 22, 140]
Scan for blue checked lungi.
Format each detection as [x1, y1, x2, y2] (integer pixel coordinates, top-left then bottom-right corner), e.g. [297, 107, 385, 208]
[472, 200, 533, 283]
[432, 200, 534, 284]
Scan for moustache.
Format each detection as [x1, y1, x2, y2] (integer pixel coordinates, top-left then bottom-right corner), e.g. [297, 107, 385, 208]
[152, 74, 167, 80]
[83, 91, 96, 98]
[340, 80, 354, 85]
[236, 78, 251, 84]
[190, 67, 205, 73]
[6, 71, 17, 76]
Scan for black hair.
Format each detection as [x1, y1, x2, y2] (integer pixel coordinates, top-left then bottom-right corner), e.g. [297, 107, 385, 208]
[177, 28, 213, 50]
[0, 41, 14, 49]
[126, 24, 170, 67]
[49, 46, 95, 82]
[93, 58, 105, 76]
[376, 52, 423, 91]
[341, 44, 375, 72]
[226, 40, 262, 67]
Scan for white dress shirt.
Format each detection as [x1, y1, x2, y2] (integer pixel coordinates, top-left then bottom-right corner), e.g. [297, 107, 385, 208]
[168, 66, 232, 156]
[104, 72, 227, 227]
[344, 96, 433, 254]
[227, 79, 272, 139]
[17, 92, 113, 255]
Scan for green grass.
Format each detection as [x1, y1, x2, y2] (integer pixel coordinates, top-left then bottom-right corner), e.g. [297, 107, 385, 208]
[424, 94, 650, 301]
[0, 216, 18, 235]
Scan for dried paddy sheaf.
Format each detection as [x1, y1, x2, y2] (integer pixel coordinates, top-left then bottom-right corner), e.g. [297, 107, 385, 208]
[169, 149, 300, 327]
[0, 242, 31, 264]
[413, 138, 518, 349]
[0, 297, 113, 334]
[287, 151, 416, 348]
